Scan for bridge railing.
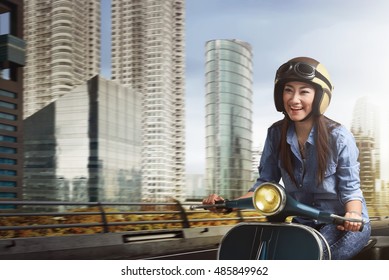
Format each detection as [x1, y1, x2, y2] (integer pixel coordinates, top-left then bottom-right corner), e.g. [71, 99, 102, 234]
[0, 200, 264, 238]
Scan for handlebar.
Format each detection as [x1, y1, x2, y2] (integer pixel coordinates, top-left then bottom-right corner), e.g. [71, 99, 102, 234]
[190, 200, 233, 213]
[191, 201, 365, 232]
[194, 183, 366, 232]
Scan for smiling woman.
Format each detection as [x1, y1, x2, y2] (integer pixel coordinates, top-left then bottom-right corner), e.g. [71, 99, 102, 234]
[203, 56, 371, 260]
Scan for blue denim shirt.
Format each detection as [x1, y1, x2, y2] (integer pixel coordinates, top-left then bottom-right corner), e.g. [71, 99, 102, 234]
[249, 120, 369, 222]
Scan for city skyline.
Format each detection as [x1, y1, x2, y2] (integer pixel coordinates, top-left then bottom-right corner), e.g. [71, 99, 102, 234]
[17, 0, 186, 203]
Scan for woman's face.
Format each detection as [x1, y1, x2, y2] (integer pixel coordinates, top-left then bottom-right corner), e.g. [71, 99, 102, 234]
[282, 81, 315, 122]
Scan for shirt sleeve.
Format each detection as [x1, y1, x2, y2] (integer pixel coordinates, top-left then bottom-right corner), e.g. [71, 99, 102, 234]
[249, 126, 281, 192]
[335, 126, 364, 204]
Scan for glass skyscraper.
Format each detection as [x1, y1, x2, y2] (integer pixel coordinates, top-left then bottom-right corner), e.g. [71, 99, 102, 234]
[205, 39, 253, 198]
[23, 76, 142, 208]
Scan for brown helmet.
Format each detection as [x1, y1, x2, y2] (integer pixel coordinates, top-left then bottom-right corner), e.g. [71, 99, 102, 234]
[274, 57, 334, 116]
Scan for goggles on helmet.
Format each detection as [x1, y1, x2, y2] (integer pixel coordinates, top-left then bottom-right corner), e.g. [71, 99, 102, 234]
[276, 61, 332, 90]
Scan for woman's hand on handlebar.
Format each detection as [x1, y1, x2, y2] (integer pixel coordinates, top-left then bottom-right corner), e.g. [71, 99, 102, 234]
[337, 211, 363, 232]
[202, 194, 225, 213]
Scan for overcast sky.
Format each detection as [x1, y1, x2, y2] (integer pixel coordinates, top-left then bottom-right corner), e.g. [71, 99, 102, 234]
[101, 0, 389, 177]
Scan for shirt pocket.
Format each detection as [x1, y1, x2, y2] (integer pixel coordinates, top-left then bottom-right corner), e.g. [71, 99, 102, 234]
[321, 163, 337, 193]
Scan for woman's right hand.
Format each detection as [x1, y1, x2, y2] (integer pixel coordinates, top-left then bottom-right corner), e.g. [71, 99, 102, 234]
[202, 194, 225, 213]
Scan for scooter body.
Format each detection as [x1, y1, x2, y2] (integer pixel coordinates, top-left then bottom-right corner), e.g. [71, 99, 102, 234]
[218, 222, 329, 260]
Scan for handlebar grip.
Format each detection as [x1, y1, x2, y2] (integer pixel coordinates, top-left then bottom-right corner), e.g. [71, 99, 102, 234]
[190, 204, 224, 210]
[190, 200, 230, 212]
[332, 215, 365, 232]
[216, 200, 233, 213]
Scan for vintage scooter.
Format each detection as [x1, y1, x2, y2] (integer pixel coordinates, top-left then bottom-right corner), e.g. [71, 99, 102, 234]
[191, 182, 366, 260]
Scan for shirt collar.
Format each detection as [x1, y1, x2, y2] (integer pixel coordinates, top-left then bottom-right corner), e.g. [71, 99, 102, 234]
[286, 122, 316, 147]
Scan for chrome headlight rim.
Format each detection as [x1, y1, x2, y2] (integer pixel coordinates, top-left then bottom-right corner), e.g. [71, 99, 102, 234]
[252, 182, 286, 216]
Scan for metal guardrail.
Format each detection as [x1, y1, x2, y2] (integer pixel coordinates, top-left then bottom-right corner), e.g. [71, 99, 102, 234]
[0, 200, 264, 237]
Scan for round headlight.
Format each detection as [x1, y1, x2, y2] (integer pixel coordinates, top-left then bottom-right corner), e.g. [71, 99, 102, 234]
[252, 182, 286, 216]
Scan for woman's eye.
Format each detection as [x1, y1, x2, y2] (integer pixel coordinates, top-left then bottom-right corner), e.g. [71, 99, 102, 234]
[283, 88, 293, 93]
[301, 90, 313, 95]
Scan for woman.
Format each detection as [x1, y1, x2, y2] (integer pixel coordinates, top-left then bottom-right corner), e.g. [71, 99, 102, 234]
[203, 57, 371, 259]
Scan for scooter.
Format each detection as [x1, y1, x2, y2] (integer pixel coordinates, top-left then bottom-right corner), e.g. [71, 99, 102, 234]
[191, 182, 366, 260]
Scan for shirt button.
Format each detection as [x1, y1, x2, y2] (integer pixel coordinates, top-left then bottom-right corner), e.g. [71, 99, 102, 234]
[299, 184, 302, 188]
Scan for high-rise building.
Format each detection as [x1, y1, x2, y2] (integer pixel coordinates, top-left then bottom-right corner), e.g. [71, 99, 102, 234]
[351, 96, 380, 178]
[0, 0, 25, 208]
[23, 76, 142, 209]
[251, 146, 262, 182]
[23, 0, 100, 118]
[350, 97, 380, 208]
[111, 0, 186, 202]
[353, 134, 375, 206]
[204, 39, 253, 198]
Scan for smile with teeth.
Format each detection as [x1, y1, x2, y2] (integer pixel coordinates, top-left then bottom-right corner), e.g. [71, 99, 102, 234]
[290, 106, 303, 111]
